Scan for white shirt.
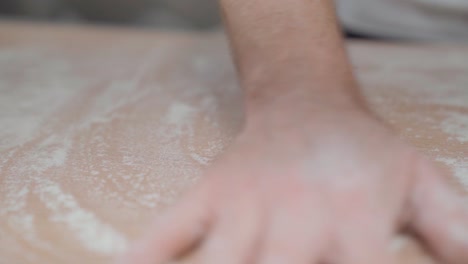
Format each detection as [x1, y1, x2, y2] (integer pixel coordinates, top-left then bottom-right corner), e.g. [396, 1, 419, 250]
[337, 0, 468, 42]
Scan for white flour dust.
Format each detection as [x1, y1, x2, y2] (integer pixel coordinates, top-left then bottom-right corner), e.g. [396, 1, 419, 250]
[442, 112, 468, 143]
[36, 179, 128, 254]
[356, 46, 468, 191]
[0, 44, 231, 262]
[0, 49, 139, 258]
[436, 111, 468, 189]
[437, 156, 468, 189]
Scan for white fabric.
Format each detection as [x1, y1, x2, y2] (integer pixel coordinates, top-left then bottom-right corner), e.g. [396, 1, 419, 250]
[337, 0, 468, 42]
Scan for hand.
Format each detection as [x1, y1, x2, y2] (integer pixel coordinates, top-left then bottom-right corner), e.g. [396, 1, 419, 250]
[117, 100, 468, 264]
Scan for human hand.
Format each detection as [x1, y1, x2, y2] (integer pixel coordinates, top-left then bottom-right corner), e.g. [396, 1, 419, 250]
[117, 99, 468, 264]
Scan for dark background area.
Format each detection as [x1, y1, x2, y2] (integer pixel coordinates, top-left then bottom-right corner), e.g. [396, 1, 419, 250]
[0, 0, 221, 29]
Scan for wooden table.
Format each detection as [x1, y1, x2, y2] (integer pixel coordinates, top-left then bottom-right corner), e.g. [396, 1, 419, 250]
[0, 21, 467, 264]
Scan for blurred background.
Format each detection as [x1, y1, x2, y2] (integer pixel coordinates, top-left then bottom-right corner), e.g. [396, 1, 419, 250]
[0, 0, 467, 41]
[0, 0, 221, 29]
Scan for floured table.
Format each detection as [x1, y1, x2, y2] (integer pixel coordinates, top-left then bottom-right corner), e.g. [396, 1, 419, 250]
[0, 22, 467, 264]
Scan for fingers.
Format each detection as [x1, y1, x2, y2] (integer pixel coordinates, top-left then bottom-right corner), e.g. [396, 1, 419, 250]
[199, 194, 263, 264]
[117, 186, 213, 264]
[333, 230, 396, 264]
[257, 192, 328, 264]
[327, 189, 397, 264]
[410, 160, 468, 264]
[331, 215, 396, 264]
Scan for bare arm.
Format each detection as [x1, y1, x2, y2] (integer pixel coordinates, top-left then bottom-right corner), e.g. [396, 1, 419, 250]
[219, 0, 363, 115]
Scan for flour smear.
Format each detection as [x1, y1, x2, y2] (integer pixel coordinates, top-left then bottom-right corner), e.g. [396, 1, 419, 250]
[0, 45, 227, 261]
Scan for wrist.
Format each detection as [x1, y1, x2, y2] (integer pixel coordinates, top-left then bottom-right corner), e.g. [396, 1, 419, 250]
[244, 81, 369, 121]
[240, 91, 390, 148]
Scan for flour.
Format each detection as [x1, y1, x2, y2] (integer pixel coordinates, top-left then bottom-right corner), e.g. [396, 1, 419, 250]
[21, 135, 71, 174]
[36, 179, 128, 255]
[0, 186, 29, 214]
[356, 45, 468, 192]
[436, 156, 468, 190]
[435, 111, 468, 189]
[166, 102, 196, 125]
[0, 48, 146, 259]
[1, 132, 128, 255]
[163, 102, 197, 139]
[0, 76, 79, 151]
[189, 139, 224, 166]
[190, 152, 211, 165]
[442, 112, 468, 143]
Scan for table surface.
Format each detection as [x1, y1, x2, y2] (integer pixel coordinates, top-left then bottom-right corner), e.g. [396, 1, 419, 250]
[0, 21, 467, 264]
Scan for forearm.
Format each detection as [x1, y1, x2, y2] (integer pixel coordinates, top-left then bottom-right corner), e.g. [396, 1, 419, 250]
[219, 0, 365, 115]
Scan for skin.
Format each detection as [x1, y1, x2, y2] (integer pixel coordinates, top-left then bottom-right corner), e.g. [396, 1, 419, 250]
[117, 0, 468, 263]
